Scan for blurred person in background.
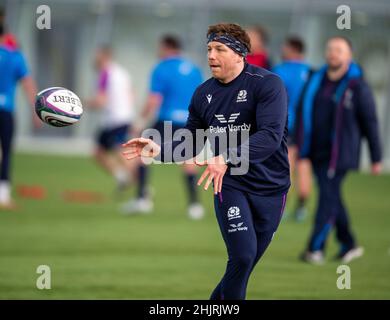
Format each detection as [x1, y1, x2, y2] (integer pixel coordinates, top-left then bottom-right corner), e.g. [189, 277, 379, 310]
[0, 20, 39, 210]
[121, 35, 205, 220]
[298, 36, 382, 264]
[0, 7, 19, 50]
[246, 25, 272, 69]
[273, 36, 313, 222]
[86, 45, 136, 193]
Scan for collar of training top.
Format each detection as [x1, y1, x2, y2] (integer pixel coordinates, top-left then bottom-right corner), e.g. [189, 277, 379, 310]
[207, 33, 248, 57]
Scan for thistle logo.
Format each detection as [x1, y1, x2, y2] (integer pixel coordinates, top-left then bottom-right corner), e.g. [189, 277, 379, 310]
[215, 113, 240, 124]
[228, 222, 248, 233]
[227, 206, 241, 220]
[236, 90, 247, 103]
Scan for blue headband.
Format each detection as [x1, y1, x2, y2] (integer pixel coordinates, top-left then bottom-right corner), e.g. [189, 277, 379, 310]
[207, 33, 249, 57]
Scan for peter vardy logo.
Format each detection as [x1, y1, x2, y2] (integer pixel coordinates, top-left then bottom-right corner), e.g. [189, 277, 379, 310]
[228, 222, 248, 233]
[210, 112, 250, 134]
[227, 206, 241, 220]
[215, 113, 240, 124]
[236, 90, 247, 103]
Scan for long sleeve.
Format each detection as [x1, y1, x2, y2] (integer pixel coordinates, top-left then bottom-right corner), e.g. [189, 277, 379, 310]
[226, 74, 288, 165]
[356, 81, 382, 163]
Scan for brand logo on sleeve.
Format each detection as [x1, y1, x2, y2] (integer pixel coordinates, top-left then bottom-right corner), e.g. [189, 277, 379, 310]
[206, 94, 212, 104]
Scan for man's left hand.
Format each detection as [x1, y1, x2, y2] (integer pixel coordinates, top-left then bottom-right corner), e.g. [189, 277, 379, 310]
[196, 155, 228, 195]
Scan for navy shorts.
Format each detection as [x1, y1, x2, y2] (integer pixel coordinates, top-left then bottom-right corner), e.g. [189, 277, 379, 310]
[96, 124, 130, 151]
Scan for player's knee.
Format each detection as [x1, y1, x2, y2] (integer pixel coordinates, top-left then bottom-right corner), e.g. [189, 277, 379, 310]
[232, 252, 256, 270]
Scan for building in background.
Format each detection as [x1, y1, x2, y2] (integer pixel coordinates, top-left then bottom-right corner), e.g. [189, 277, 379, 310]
[2, 0, 390, 170]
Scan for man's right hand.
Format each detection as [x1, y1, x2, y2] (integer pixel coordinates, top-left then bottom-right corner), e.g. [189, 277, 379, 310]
[122, 138, 161, 160]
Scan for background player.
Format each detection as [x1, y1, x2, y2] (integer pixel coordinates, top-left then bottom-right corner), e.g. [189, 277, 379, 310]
[86, 45, 136, 192]
[298, 36, 382, 264]
[246, 25, 272, 69]
[0, 7, 19, 50]
[0, 21, 39, 209]
[122, 35, 204, 219]
[273, 36, 313, 222]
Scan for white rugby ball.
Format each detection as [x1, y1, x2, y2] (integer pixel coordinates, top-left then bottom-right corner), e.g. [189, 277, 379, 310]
[35, 87, 83, 127]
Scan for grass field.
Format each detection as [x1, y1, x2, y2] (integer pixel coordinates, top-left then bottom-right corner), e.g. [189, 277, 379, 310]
[0, 153, 389, 299]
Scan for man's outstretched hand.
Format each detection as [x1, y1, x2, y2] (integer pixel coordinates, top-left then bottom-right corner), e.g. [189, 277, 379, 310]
[122, 138, 161, 160]
[196, 155, 228, 195]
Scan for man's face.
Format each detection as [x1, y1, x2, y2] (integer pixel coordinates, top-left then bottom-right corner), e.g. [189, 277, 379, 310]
[207, 41, 242, 82]
[246, 29, 263, 53]
[325, 38, 352, 71]
[158, 43, 168, 59]
[281, 44, 293, 60]
[94, 50, 106, 71]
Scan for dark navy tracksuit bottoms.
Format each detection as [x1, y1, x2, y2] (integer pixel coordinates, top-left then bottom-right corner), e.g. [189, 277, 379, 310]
[211, 184, 287, 300]
[307, 164, 356, 253]
[0, 110, 14, 182]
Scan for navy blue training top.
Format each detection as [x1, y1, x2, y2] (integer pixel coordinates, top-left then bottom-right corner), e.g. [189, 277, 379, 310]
[160, 63, 290, 196]
[310, 74, 342, 164]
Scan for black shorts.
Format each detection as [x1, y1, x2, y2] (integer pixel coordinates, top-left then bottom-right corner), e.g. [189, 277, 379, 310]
[96, 124, 130, 151]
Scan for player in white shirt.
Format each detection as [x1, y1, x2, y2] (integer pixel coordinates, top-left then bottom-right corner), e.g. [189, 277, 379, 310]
[87, 46, 136, 191]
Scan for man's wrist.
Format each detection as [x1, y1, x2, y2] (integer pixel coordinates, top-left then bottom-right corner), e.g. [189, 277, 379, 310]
[221, 151, 231, 166]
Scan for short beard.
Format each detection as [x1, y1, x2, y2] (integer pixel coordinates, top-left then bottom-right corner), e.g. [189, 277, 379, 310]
[328, 63, 343, 72]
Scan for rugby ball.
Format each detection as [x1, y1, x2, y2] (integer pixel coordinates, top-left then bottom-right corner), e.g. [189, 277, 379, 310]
[35, 87, 83, 127]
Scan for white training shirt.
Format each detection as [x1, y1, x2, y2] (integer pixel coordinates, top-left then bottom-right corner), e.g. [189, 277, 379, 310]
[98, 62, 135, 128]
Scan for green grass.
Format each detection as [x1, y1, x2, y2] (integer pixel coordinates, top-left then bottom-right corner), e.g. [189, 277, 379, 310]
[0, 153, 389, 299]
